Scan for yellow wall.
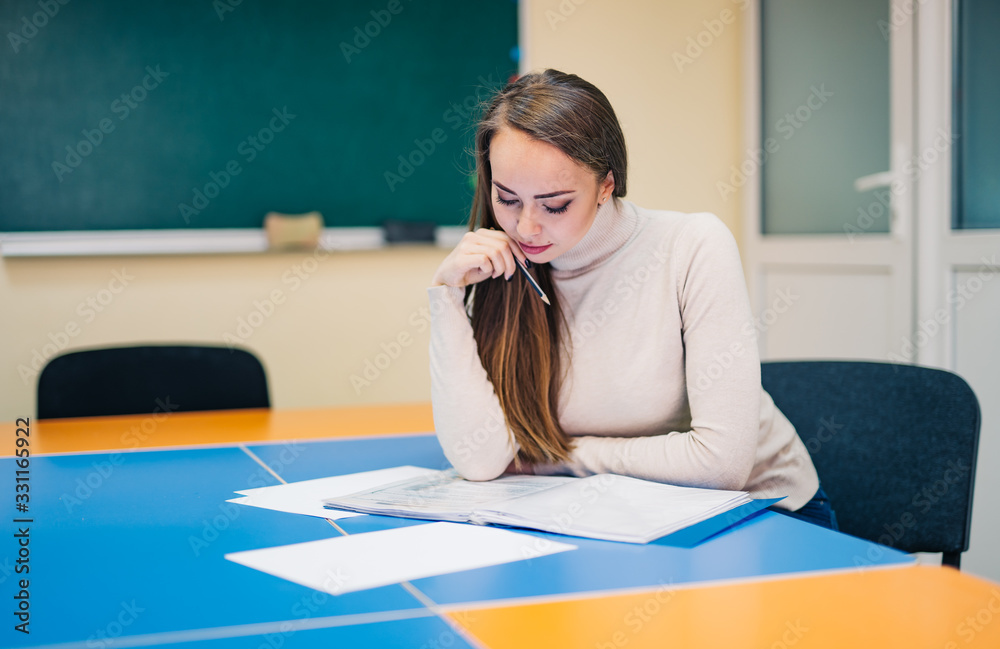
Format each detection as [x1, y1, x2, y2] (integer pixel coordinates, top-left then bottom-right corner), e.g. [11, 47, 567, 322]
[0, 0, 746, 421]
[522, 0, 745, 229]
[0, 248, 446, 421]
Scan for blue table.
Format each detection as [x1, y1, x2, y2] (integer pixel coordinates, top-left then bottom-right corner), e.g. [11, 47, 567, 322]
[2, 421, 913, 649]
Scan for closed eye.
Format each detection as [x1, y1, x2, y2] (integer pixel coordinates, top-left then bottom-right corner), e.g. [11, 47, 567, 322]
[494, 195, 571, 215]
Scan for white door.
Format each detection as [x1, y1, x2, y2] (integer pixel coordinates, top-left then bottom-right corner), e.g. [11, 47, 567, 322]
[744, 0, 1000, 580]
[742, 0, 914, 362]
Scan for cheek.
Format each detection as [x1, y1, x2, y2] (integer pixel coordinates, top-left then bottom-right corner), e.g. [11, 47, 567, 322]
[559, 208, 593, 242]
[494, 209, 517, 235]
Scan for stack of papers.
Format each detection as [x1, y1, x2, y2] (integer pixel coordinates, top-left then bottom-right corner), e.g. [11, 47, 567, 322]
[224, 466, 769, 597]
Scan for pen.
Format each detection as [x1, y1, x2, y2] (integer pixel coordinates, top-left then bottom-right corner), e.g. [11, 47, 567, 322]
[514, 257, 550, 305]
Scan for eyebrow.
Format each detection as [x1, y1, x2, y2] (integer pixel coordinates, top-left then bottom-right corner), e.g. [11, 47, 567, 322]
[493, 181, 575, 200]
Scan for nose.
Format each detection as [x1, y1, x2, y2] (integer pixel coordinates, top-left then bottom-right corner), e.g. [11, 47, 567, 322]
[516, 207, 543, 240]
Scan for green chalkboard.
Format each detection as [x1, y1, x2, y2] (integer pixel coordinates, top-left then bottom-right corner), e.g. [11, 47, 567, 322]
[0, 0, 517, 232]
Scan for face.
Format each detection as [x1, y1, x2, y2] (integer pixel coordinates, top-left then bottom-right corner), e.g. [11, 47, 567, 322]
[488, 126, 613, 264]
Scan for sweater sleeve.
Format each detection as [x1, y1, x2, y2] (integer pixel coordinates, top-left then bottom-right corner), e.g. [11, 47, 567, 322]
[427, 284, 517, 481]
[557, 215, 761, 491]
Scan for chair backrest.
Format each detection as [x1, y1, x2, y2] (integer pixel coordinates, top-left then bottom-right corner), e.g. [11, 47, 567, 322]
[38, 345, 270, 419]
[761, 360, 980, 566]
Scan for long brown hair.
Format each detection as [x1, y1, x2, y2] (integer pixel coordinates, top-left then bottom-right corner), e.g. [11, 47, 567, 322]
[465, 69, 628, 464]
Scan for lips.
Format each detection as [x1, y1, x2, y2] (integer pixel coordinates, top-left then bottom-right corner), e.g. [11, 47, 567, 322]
[519, 242, 553, 255]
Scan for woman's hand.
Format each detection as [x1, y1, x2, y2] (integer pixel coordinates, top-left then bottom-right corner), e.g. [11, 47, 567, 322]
[431, 228, 527, 288]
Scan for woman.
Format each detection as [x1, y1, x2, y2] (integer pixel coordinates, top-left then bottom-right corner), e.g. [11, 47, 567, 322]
[428, 69, 836, 529]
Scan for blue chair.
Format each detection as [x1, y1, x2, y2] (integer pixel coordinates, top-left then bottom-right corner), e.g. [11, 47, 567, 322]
[761, 360, 980, 569]
[37, 345, 270, 419]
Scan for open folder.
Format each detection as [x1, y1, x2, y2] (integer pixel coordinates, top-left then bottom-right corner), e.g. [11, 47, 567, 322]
[323, 469, 759, 544]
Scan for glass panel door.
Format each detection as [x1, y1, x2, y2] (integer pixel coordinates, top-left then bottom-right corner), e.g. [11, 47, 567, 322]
[761, 0, 890, 235]
[954, 0, 1000, 230]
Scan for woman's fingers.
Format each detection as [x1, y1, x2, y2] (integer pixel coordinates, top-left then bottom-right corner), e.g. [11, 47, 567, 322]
[461, 235, 506, 279]
[432, 228, 526, 287]
[472, 229, 523, 279]
[475, 230, 528, 268]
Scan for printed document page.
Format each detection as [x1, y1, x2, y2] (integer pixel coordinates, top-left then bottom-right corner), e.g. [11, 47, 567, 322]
[324, 469, 573, 521]
[481, 473, 752, 543]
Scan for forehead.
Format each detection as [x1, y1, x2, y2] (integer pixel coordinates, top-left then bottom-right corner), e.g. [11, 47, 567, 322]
[489, 127, 592, 191]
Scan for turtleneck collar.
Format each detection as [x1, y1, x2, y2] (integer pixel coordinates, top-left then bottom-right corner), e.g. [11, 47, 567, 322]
[549, 197, 639, 276]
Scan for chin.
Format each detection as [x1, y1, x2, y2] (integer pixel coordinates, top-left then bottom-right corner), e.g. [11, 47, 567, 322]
[529, 247, 560, 264]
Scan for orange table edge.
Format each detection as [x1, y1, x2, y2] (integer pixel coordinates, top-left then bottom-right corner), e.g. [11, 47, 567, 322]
[2, 403, 435, 456]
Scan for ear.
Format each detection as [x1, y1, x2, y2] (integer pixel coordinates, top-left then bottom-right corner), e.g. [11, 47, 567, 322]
[599, 170, 615, 201]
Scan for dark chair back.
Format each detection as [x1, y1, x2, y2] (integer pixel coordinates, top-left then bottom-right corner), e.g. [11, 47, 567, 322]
[38, 345, 270, 419]
[761, 360, 980, 568]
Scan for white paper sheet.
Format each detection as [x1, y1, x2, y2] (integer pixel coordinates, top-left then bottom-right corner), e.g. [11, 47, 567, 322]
[225, 522, 577, 595]
[228, 465, 440, 520]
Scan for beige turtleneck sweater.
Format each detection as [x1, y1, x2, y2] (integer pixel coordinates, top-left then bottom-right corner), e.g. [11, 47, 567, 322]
[427, 198, 819, 510]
